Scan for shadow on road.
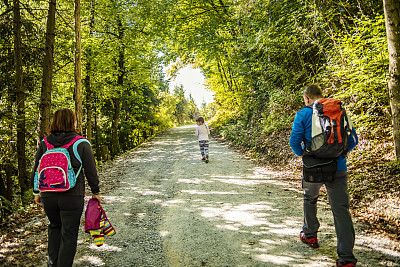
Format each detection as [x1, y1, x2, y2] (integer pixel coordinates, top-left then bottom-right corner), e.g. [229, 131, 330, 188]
[74, 125, 400, 267]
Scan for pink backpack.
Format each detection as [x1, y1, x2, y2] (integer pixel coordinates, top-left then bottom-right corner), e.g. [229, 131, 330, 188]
[33, 135, 89, 192]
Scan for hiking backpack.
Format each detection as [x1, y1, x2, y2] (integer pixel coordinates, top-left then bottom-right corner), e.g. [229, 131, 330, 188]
[303, 98, 353, 159]
[33, 135, 90, 192]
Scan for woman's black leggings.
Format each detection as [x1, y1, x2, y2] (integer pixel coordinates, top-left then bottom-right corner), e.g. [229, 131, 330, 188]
[42, 196, 84, 267]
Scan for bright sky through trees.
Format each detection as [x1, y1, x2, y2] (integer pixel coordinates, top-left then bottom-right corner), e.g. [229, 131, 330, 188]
[168, 66, 214, 107]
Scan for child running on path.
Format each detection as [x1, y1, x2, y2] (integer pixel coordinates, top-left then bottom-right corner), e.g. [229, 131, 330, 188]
[195, 117, 210, 163]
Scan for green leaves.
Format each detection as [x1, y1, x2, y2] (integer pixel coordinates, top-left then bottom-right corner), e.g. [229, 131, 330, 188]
[153, 0, 389, 164]
[324, 14, 390, 138]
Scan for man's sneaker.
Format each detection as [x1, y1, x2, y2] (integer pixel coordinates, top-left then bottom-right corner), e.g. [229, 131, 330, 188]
[336, 260, 356, 267]
[205, 155, 209, 163]
[300, 232, 319, 248]
[202, 157, 206, 161]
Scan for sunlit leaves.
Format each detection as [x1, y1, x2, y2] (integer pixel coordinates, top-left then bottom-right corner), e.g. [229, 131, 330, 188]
[156, 0, 388, 157]
[324, 15, 390, 138]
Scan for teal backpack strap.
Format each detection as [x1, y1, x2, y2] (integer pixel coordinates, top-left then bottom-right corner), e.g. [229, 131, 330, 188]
[72, 138, 91, 177]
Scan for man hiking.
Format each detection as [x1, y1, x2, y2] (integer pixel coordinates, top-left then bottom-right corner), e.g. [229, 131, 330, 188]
[289, 84, 359, 267]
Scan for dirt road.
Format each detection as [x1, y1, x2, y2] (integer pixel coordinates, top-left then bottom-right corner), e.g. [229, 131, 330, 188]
[68, 125, 399, 266]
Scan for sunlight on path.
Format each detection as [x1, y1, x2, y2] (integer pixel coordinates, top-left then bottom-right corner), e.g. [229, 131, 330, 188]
[71, 125, 400, 267]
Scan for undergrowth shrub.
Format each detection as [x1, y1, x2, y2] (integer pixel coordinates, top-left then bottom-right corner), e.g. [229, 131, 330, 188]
[322, 14, 391, 139]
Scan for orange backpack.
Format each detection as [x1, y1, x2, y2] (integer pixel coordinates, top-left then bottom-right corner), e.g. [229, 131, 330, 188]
[303, 98, 353, 158]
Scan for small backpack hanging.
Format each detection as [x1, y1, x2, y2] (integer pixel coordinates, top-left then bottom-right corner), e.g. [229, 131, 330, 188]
[33, 135, 90, 192]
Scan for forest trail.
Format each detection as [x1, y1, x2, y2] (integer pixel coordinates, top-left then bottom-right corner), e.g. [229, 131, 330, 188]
[66, 125, 399, 266]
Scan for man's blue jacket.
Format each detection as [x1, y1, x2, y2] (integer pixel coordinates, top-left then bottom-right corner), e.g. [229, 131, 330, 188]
[289, 105, 358, 170]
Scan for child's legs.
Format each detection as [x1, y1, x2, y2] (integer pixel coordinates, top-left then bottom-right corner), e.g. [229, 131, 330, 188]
[199, 140, 209, 157]
[203, 140, 209, 156]
[199, 141, 205, 157]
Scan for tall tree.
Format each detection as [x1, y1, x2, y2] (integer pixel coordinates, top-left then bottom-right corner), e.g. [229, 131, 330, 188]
[110, 18, 124, 158]
[384, 0, 400, 159]
[12, 0, 29, 203]
[39, 0, 56, 141]
[74, 0, 83, 134]
[1, 1, 15, 215]
[5, 85, 14, 205]
[84, 0, 95, 143]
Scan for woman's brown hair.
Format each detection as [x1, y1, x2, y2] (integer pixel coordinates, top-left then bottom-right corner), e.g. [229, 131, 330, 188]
[50, 108, 77, 133]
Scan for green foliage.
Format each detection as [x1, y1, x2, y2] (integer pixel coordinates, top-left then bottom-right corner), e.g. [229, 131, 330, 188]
[0, 195, 13, 222]
[0, 0, 395, 227]
[321, 15, 390, 139]
[0, 0, 199, 216]
[172, 85, 198, 124]
[158, 0, 389, 168]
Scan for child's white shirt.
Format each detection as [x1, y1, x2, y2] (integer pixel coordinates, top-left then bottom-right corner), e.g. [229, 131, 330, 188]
[195, 124, 210, 141]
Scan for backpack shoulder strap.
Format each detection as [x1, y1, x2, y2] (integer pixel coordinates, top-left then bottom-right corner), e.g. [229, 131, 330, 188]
[302, 103, 315, 151]
[62, 135, 83, 149]
[43, 137, 54, 149]
[72, 138, 91, 163]
[72, 138, 91, 178]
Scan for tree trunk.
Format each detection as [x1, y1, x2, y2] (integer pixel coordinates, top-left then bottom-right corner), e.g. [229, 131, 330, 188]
[85, 71, 92, 142]
[384, 0, 400, 159]
[94, 101, 100, 161]
[5, 86, 14, 203]
[74, 0, 83, 135]
[0, 170, 7, 203]
[85, 0, 95, 143]
[12, 0, 29, 204]
[110, 19, 124, 159]
[39, 0, 56, 141]
[110, 96, 121, 158]
[5, 153, 13, 202]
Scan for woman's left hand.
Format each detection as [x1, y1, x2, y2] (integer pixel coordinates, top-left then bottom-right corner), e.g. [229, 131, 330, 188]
[92, 194, 101, 204]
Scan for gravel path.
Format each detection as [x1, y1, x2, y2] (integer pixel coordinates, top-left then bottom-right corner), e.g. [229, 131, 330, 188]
[44, 125, 400, 266]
